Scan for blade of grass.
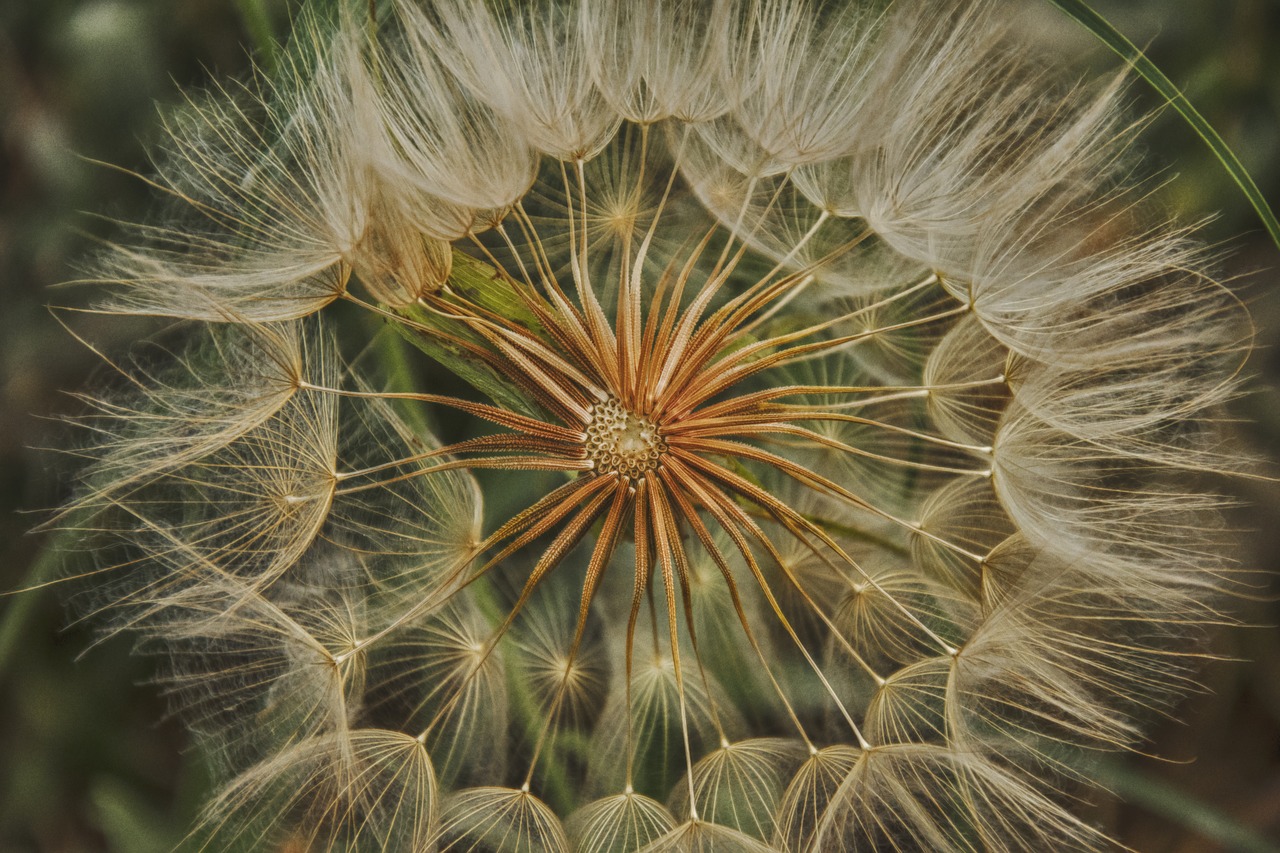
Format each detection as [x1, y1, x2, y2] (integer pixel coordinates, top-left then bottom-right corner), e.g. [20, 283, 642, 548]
[1048, 0, 1280, 250]
[234, 0, 279, 73]
[369, 320, 433, 437]
[0, 530, 70, 680]
[1093, 757, 1280, 853]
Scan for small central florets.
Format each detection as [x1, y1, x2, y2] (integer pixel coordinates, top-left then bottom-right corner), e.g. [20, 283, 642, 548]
[584, 397, 666, 479]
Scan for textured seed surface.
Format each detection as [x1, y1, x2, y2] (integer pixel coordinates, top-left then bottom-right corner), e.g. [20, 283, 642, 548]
[584, 397, 666, 479]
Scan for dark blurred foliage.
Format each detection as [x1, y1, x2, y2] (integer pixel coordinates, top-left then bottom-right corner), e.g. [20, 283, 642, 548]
[0, 1, 1276, 850]
[0, 2, 286, 849]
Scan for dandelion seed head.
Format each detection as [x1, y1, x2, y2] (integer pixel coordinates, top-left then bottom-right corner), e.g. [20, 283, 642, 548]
[52, 0, 1263, 849]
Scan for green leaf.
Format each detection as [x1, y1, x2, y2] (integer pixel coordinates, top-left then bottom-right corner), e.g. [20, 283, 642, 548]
[1047, 0, 1280, 250]
[390, 251, 546, 418]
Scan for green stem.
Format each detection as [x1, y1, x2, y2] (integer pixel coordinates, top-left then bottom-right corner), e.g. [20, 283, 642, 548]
[234, 0, 278, 73]
[1048, 0, 1280, 250]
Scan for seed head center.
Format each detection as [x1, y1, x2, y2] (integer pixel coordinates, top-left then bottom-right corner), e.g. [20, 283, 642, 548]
[584, 397, 666, 479]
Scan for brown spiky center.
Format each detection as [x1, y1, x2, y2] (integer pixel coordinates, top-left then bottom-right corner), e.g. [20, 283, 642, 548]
[583, 396, 666, 480]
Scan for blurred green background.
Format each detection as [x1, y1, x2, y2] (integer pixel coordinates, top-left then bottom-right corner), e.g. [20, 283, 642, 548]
[0, 1, 1277, 850]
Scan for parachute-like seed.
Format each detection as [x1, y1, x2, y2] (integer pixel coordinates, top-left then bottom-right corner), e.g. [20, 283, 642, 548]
[668, 738, 808, 841]
[579, 0, 729, 124]
[911, 477, 1014, 601]
[367, 599, 511, 789]
[717, 0, 883, 166]
[813, 745, 1107, 851]
[637, 819, 780, 853]
[436, 786, 570, 852]
[420, 0, 622, 160]
[771, 745, 862, 853]
[566, 792, 678, 853]
[65, 321, 308, 510]
[194, 729, 437, 852]
[93, 19, 380, 321]
[383, 2, 541, 230]
[587, 651, 736, 802]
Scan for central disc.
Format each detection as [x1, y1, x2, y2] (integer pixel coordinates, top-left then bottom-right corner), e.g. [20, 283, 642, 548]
[584, 397, 666, 479]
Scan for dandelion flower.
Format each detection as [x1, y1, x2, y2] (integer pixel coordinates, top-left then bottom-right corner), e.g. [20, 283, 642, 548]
[61, 0, 1255, 850]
